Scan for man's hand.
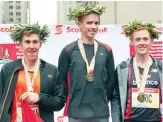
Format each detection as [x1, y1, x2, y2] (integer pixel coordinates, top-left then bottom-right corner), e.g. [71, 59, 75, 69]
[20, 92, 40, 104]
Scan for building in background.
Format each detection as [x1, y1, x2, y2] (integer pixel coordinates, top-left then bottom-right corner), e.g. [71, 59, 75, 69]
[0, 1, 4, 23]
[0, 1, 30, 24]
[57, 1, 162, 25]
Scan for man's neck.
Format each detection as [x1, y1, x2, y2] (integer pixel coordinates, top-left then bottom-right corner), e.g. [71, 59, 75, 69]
[135, 54, 150, 67]
[80, 36, 94, 44]
[24, 58, 38, 71]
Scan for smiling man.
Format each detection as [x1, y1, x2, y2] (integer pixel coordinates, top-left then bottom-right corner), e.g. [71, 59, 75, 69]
[111, 20, 162, 122]
[0, 23, 67, 122]
[58, 2, 116, 122]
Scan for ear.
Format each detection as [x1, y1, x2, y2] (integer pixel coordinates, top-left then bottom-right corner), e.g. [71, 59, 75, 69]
[19, 42, 24, 52]
[130, 38, 134, 45]
[150, 39, 154, 45]
[19, 42, 23, 48]
[40, 42, 42, 47]
[76, 21, 82, 29]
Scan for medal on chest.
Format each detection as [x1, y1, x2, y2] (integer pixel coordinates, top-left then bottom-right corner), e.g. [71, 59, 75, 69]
[133, 56, 153, 103]
[78, 40, 98, 82]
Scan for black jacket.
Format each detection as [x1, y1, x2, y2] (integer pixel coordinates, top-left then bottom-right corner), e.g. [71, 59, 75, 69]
[0, 59, 67, 122]
[58, 40, 115, 119]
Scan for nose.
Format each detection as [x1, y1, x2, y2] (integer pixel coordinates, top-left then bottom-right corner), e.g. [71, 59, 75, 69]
[138, 39, 146, 47]
[91, 23, 98, 29]
[29, 42, 35, 48]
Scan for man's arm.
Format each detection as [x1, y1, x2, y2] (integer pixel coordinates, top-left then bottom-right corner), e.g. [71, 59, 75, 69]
[106, 49, 116, 101]
[39, 47, 69, 111]
[38, 67, 67, 111]
[0, 65, 7, 102]
[0, 68, 4, 101]
[111, 68, 122, 122]
[58, 47, 69, 97]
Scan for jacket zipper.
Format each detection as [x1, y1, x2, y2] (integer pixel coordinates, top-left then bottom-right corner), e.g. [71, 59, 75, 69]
[0, 68, 20, 120]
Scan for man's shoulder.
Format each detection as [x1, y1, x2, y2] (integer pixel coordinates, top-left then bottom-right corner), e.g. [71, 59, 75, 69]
[0, 59, 22, 74]
[41, 59, 57, 70]
[0, 59, 12, 64]
[153, 58, 162, 69]
[154, 58, 162, 65]
[40, 59, 56, 68]
[64, 41, 78, 53]
[41, 60, 59, 75]
[2, 59, 21, 67]
[97, 41, 112, 52]
[117, 58, 131, 70]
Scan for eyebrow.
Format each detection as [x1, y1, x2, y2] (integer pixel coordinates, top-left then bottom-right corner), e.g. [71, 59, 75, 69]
[24, 40, 39, 42]
[135, 37, 149, 39]
[87, 21, 99, 23]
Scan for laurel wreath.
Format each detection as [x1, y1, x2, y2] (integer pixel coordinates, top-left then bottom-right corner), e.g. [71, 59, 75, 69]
[123, 20, 161, 39]
[10, 22, 50, 43]
[68, 3, 106, 21]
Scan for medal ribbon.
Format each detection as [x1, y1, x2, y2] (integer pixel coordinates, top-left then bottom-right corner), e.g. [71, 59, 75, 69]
[78, 40, 98, 74]
[22, 58, 40, 92]
[133, 56, 153, 93]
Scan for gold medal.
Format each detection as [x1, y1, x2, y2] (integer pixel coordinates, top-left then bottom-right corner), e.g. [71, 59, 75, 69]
[86, 73, 94, 82]
[137, 92, 145, 103]
[78, 40, 98, 83]
[133, 56, 153, 103]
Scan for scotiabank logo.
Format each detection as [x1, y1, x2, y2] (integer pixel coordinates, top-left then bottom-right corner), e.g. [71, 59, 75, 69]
[0, 26, 15, 32]
[55, 24, 108, 35]
[55, 25, 63, 35]
[67, 26, 108, 33]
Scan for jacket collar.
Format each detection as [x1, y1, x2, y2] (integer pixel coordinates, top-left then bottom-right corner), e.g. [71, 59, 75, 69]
[14, 59, 46, 70]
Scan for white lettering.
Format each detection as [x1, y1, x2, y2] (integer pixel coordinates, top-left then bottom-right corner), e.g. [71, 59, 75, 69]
[146, 80, 158, 85]
[147, 75, 151, 79]
[133, 80, 158, 86]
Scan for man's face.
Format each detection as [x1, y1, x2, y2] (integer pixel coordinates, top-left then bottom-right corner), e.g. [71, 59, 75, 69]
[78, 13, 99, 39]
[20, 33, 42, 62]
[131, 29, 153, 56]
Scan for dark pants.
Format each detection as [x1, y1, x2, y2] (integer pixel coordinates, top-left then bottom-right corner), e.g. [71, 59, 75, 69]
[69, 117, 109, 122]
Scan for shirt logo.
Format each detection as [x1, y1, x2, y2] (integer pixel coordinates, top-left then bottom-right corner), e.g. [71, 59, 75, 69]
[151, 69, 158, 73]
[48, 74, 53, 78]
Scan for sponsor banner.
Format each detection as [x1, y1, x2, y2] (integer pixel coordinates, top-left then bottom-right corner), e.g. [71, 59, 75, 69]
[0, 43, 23, 60]
[0, 24, 162, 122]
